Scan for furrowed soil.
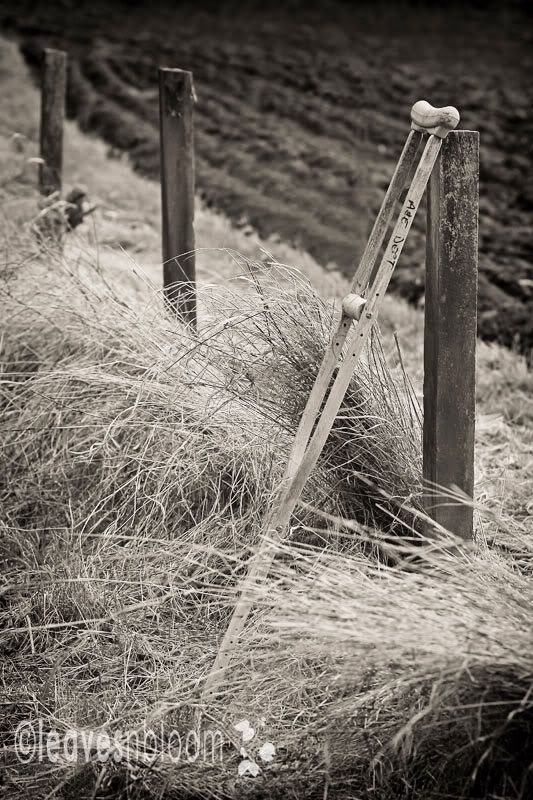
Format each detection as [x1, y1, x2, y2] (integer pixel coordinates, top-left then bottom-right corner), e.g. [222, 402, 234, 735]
[2, 0, 533, 357]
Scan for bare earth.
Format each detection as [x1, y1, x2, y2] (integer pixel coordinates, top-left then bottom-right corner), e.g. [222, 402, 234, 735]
[2, 1, 533, 356]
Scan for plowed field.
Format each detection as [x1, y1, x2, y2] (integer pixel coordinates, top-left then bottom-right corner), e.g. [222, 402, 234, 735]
[3, 1, 532, 356]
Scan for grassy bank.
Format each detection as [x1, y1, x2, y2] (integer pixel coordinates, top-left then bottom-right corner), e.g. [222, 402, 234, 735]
[1, 35, 532, 800]
[1, 239, 532, 800]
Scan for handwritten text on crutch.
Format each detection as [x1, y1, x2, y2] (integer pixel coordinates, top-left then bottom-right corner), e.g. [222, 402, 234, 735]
[401, 198, 416, 227]
[386, 198, 416, 269]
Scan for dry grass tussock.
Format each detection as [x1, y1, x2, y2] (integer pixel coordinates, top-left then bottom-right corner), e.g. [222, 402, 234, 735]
[1, 242, 532, 799]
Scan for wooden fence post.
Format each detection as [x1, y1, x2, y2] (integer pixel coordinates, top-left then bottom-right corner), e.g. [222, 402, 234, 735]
[158, 67, 196, 327]
[423, 129, 479, 538]
[39, 48, 67, 197]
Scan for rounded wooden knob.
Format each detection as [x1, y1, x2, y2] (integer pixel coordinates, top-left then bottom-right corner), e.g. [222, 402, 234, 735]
[342, 293, 367, 320]
[411, 100, 460, 138]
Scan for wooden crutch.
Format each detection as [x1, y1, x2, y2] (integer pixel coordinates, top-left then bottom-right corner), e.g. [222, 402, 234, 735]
[201, 100, 460, 700]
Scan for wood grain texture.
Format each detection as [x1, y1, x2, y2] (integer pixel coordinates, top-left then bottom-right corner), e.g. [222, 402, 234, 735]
[39, 48, 66, 196]
[159, 67, 196, 327]
[423, 130, 479, 539]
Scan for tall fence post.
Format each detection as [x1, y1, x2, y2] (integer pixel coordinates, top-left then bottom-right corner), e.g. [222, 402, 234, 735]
[158, 67, 196, 328]
[39, 48, 67, 197]
[423, 129, 479, 539]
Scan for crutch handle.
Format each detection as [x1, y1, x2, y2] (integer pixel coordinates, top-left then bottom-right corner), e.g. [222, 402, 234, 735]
[411, 100, 460, 138]
[342, 293, 367, 320]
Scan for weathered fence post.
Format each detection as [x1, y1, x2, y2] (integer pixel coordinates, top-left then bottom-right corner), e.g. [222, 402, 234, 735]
[423, 129, 479, 538]
[39, 48, 67, 197]
[158, 67, 196, 327]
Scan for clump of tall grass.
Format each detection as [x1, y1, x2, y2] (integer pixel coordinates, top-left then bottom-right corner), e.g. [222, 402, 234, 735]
[1, 247, 530, 799]
[0, 247, 422, 553]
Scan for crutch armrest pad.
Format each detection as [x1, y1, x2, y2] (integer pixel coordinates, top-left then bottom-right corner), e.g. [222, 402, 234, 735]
[411, 100, 460, 138]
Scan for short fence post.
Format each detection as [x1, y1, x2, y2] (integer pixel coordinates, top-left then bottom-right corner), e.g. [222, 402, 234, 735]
[39, 48, 67, 197]
[423, 129, 479, 539]
[158, 67, 196, 328]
